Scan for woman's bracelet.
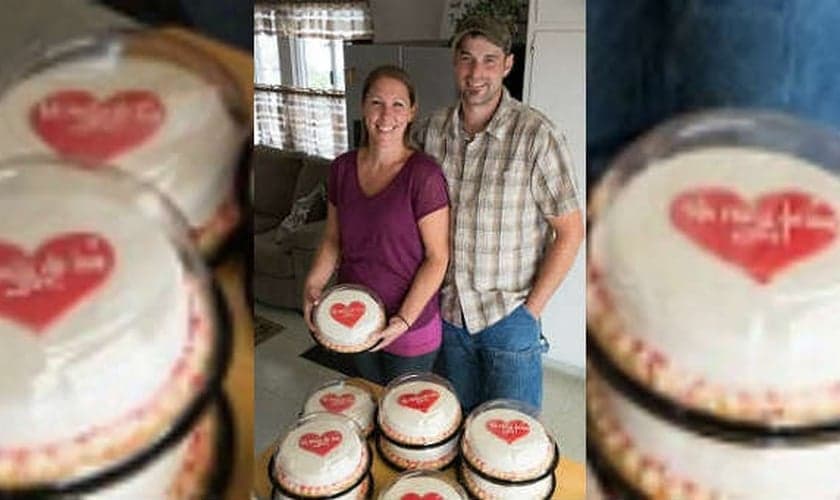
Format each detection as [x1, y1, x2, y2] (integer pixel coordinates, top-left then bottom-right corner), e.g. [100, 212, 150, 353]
[393, 314, 411, 330]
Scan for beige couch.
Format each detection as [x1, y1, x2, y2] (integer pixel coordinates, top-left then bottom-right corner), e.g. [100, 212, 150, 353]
[253, 145, 331, 310]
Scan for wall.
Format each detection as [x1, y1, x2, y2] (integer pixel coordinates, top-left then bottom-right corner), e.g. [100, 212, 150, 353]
[370, 0, 448, 42]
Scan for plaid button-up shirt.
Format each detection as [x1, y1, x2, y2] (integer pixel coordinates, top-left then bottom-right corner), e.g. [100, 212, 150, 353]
[413, 89, 580, 333]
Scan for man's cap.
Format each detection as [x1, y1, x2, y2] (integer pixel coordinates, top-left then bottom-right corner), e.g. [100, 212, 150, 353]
[451, 15, 513, 54]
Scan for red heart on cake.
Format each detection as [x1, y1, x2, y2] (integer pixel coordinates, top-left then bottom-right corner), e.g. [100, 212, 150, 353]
[31, 89, 165, 162]
[298, 430, 343, 456]
[401, 494, 443, 500]
[319, 392, 356, 413]
[486, 419, 531, 444]
[329, 301, 366, 328]
[0, 233, 115, 333]
[671, 188, 837, 284]
[397, 389, 440, 413]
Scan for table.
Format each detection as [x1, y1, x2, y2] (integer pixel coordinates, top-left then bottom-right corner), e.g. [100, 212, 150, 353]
[252, 380, 585, 499]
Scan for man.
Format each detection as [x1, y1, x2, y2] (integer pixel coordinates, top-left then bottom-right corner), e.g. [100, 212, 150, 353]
[412, 15, 583, 410]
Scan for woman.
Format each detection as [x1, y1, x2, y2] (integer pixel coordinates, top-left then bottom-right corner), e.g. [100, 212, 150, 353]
[303, 65, 450, 385]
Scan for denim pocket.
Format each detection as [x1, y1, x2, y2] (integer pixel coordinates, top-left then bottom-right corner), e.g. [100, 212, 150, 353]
[479, 343, 544, 409]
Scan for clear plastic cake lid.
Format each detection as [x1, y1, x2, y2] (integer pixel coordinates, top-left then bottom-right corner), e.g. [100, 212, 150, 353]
[378, 470, 468, 500]
[300, 378, 377, 436]
[270, 412, 370, 497]
[312, 284, 387, 353]
[0, 28, 248, 233]
[461, 399, 558, 482]
[588, 109, 840, 430]
[0, 157, 229, 493]
[378, 372, 463, 446]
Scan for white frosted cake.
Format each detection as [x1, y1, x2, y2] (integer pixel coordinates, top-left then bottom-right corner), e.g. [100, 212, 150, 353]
[0, 34, 245, 253]
[313, 285, 386, 353]
[272, 413, 370, 497]
[461, 402, 556, 483]
[379, 470, 467, 500]
[378, 374, 462, 446]
[377, 432, 460, 471]
[0, 160, 216, 490]
[302, 379, 376, 437]
[588, 368, 840, 499]
[589, 146, 840, 424]
[459, 461, 554, 500]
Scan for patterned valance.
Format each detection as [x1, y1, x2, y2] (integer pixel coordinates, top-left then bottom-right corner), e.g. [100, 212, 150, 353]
[255, 2, 372, 40]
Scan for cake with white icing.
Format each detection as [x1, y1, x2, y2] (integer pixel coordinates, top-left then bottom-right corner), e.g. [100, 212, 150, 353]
[0, 31, 246, 255]
[312, 284, 386, 353]
[589, 144, 840, 425]
[461, 401, 556, 483]
[378, 373, 462, 447]
[378, 470, 468, 500]
[0, 159, 219, 491]
[459, 461, 554, 500]
[377, 431, 460, 471]
[588, 368, 840, 499]
[271, 413, 370, 498]
[302, 379, 376, 437]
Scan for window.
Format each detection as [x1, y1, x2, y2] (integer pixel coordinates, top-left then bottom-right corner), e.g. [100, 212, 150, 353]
[254, 2, 372, 158]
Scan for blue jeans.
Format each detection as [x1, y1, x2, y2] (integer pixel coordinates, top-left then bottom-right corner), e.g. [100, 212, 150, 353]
[441, 305, 548, 411]
[352, 349, 439, 386]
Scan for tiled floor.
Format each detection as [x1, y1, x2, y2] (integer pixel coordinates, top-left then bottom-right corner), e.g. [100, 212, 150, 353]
[254, 302, 585, 463]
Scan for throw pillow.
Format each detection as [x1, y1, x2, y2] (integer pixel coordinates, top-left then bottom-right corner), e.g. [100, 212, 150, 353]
[274, 182, 326, 243]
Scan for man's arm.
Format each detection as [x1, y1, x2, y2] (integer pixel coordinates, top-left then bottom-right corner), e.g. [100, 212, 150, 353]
[524, 209, 584, 318]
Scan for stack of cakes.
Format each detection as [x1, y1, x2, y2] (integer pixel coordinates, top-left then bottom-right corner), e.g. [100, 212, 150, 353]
[0, 159, 232, 497]
[459, 400, 558, 499]
[587, 110, 840, 498]
[376, 373, 462, 471]
[269, 413, 372, 499]
[0, 29, 248, 257]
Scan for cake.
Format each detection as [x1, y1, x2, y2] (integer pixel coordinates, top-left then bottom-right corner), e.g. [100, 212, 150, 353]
[0, 30, 246, 255]
[302, 379, 377, 437]
[588, 368, 840, 499]
[271, 413, 370, 498]
[0, 159, 221, 492]
[378, 373, 462, 447]
[587, 110, 840, 498]
[312, 284, 386, 353]
[376, 432, 460, 471]
[460, 400, 557, 484]
[378, 470, 468, 500]
[458, 461, 555, 500]
[588, 125, 840, 426]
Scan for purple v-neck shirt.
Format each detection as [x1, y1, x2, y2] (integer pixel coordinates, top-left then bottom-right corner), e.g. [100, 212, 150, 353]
[328, 150, 449, 356]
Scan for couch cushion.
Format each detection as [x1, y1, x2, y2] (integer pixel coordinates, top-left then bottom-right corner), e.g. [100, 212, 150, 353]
[254, 231, 294, 278]
[293, 155, 332, 201]
[253, 145, 303, 218]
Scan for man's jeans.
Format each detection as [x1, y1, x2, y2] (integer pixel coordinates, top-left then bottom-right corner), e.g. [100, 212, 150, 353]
[441, 305, 548, 411]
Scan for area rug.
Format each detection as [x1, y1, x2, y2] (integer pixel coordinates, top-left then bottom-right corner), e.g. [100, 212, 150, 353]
[254, 315, 285, 345]
[300, 345, 359, 378]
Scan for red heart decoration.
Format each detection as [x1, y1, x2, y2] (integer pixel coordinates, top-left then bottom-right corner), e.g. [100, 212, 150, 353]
[401, 494, 443, 500]
[31, 89, 165, 162]
[671, 188, 837, 284]
[0, 233, 115, 333]
[329, 301, 366, 328]
[397, 389, 440, 413]
[486, 419, 531, 444]
[298, 430, 343, 457]
[319, 392, 356, 413]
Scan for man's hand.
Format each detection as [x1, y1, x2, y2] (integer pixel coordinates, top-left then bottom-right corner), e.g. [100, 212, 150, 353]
[369, 317, 410, 352]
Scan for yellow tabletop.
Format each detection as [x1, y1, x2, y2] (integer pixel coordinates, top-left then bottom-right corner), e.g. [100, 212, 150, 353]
[252, 380, 585, 499]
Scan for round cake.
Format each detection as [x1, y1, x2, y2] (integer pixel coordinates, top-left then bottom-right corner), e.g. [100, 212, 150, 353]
[312, 284, 386, 353]
[0, 159, 221, 492]
[588, 112, 840, 426]
[459, 461, 554, 500]
[271, 413, 370, 498]
[377, 432, 459, 471]
[302, 379, 376, 437]
[378, 373, 462, 447]
[0, 30, 246, 255]
[378, 470, 468, 500]
[461, 400, 556, 483]
[588, 367, 840, 499]
[273, 475, 371, 500]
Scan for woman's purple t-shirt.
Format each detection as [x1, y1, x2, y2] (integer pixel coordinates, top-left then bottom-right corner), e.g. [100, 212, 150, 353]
[328, 150, 449, 356]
